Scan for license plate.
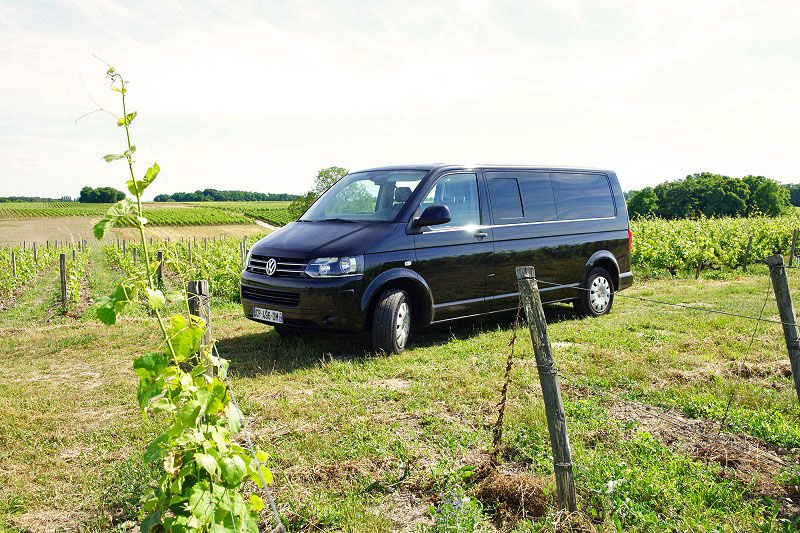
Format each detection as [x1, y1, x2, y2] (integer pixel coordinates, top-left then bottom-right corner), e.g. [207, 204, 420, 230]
[253, 307, 283, 324]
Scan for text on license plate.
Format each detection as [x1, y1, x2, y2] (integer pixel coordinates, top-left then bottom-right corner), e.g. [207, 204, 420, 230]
[253, 307, 283, 323]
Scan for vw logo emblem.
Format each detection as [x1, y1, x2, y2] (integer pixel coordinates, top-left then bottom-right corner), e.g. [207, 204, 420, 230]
[265, 258, 277, 276]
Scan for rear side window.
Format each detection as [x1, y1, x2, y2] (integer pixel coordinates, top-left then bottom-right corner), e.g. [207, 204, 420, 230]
[551, 173, 615, 220]
[487, 171, 557, 223]
[489, 178, 523, 220]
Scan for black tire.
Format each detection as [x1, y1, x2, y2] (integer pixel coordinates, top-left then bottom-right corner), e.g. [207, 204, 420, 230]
[574, 267, 615, 317]
[371, 289, 411, 354]
[273, 324, 298, 338]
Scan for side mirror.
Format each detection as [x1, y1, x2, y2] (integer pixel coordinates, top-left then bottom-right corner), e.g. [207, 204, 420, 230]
[413, 205, 451, 228]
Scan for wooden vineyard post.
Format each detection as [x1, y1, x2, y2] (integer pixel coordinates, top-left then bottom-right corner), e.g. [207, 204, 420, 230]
[11, 251, 17, 278]
[156, 251, 164, 287]
[188, 242, 193, 265]
[791, 230, 798, 267]
[696, 244, 706, 279]
[766, 255, 800, 404]
[33, 242, 38, 266]
[59, 253, 67, 306]
[72, 249, 76, 261]
[240, 242, 245, 268]
[123, 240, 127, 257]
[515, 266, 577, 512]
[743, 235, 753, 272]
[187, 280, 211, 346]
[133, 247, 138, 266]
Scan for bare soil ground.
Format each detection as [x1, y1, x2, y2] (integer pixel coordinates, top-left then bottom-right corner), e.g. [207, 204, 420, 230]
[110, 223, 264, 242]
[0, 217, 99, 246]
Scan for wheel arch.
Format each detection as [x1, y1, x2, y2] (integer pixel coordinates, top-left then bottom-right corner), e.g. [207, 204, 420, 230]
[585, 251, 620, 290]
[361, 268, 434, 330]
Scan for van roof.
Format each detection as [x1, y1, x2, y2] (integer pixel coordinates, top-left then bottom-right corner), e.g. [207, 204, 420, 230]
[354, 163, 615, 174]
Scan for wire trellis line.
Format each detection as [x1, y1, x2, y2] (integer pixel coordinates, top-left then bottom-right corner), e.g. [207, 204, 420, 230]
[520, 277, 794, 327]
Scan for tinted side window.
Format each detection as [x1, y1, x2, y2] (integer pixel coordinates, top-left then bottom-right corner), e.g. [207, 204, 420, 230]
[489, 178, 523, 220]
[551, 173, 615, 220]
[486, 171, 556, 223]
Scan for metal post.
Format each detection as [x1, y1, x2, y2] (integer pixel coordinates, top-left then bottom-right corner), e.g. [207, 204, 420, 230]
[766, 255, 800, 404]
[743, 235, 753, 272]
[60, 253, 67, 306]
[515, 266, 577, 512]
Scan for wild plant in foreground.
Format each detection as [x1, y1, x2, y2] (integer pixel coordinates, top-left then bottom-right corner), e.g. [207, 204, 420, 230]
[92, 66, 276, 531]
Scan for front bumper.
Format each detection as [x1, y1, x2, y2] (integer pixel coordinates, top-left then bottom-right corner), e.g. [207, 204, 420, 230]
[240, 270, 364, 331]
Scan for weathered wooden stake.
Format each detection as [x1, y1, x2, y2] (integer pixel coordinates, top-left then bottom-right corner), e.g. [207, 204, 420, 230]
[240, 242, 245, 268]
[123, 240, 127, 257]
[60, 253, 67, 305]
[516, 266, 577, 512]
[133, 247, 138, 266]
[33, 242, 37, 265]
[790, 230, 798, 267]
[743, 235, 753, 272]
[188, 242, 193, 265]
[156, 251, 164, 286]
[72, 249, 76, 261]
[767, 255, 800, 404]
[187, 280, 211, 345]
[696, 244, 706, 279]
[11, 251, 17, 278]
[46, 240, 50, 250]
[204, 237, 207, 251]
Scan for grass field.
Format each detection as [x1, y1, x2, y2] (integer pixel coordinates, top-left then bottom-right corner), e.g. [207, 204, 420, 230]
[1, 249, 799, 530]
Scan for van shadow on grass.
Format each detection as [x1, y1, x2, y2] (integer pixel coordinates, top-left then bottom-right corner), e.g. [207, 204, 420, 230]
[217, 302, 580, 377]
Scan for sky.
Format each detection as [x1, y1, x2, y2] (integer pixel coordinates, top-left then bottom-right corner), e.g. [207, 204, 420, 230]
[1, 0, 799, 200]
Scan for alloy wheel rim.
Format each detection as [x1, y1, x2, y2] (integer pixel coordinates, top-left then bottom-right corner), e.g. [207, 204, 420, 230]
[589, 276, 611, 313]
[396, 302, 410, 347]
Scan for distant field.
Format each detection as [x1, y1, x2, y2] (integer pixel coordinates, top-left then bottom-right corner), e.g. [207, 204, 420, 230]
[0, 217, 100, 245]
[0, 201, 296, 229]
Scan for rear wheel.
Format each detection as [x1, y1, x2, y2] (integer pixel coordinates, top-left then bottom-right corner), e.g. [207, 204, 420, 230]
[371, 289, 411, 354]
[575, 267, 614, 317]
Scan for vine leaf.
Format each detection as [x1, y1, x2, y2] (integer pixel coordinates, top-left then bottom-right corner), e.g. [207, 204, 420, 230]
[225, 402, 243, 433]
[95, 284, 134, 325]
[248, 456, 274, 487]
[195, 453, 219, 477]
[219, 455, 247, 486]
[128, 162, 160, 196]
[117, 111, 137, 126]
[146, 288, 165, 310]
[133, 352, 168, 381]
[93, 198, 134, 239]
[168, 314, 203, 361]
[249, 494, 264, 511]
[103, 153, 125, 162]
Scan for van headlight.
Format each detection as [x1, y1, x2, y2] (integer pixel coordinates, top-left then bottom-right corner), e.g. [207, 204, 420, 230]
[305, 256, 363, 277]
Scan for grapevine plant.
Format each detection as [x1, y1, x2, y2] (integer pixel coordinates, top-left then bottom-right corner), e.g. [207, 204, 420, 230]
[92, 67, 277, 531]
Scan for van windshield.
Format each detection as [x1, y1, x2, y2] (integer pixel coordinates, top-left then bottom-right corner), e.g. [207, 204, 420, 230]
[301, 170, 428, 222]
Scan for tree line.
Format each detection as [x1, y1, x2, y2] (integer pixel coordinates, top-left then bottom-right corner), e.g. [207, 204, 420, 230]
[626, 173, 794, 219]
[153, 189, 298, 202]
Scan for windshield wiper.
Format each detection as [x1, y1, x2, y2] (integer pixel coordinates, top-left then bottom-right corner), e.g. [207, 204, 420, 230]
[322, 218, 359, 223]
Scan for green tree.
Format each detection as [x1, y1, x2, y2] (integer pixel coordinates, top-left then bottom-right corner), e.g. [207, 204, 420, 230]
[288, 166, 349, 219]
[750, 179, 790, 216]
[626, 187, 658, 219]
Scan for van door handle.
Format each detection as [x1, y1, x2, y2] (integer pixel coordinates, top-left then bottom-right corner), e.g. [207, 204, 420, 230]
[474, 230, 488, 240]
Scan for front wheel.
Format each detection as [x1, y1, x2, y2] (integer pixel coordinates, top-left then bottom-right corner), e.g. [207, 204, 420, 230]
[371, 289, 411, 354]
[574, 267, 615, 317]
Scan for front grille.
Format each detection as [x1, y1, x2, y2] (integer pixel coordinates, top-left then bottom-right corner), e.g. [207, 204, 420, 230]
[247, 255, 308, 278]
[241, 285, 301, 308]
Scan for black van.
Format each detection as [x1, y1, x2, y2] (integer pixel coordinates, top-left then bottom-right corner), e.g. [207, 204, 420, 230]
[241, 165, 633, 353]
